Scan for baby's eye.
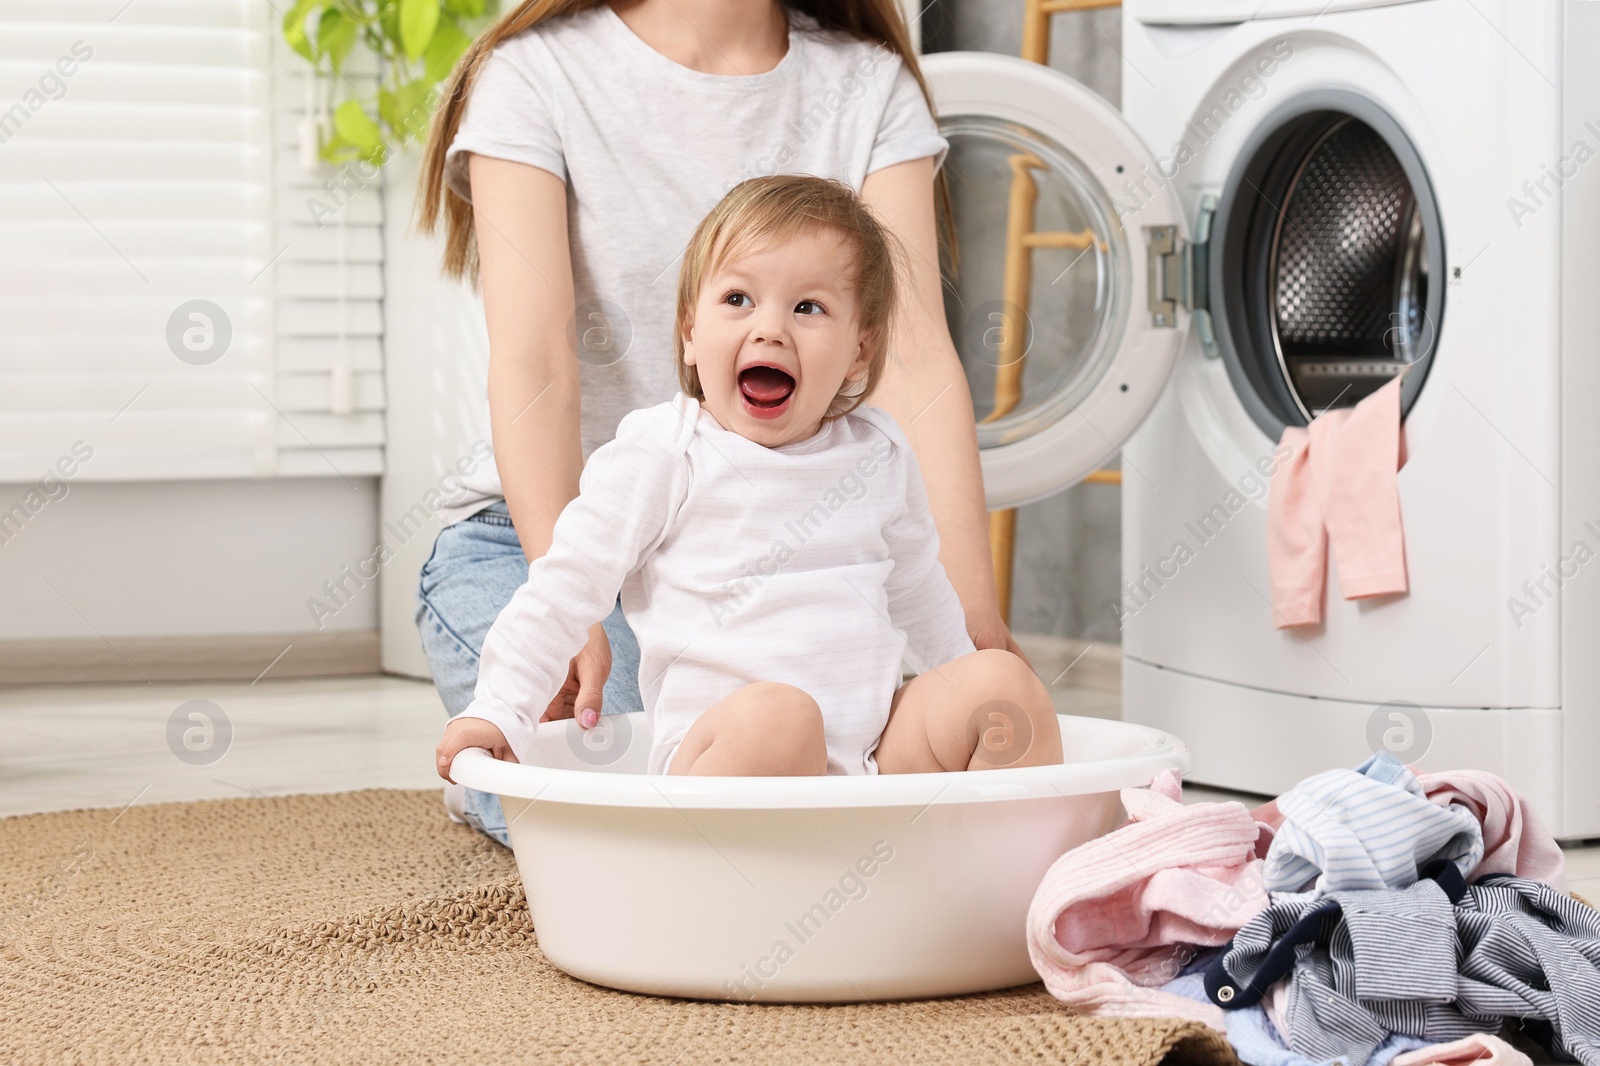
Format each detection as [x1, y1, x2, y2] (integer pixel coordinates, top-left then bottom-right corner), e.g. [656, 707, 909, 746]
[796, 299, 825, 316]
[724, 291, 752, 308]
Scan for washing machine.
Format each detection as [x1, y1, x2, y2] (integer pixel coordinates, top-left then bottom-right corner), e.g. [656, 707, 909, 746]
[923, 0, 1600, 839]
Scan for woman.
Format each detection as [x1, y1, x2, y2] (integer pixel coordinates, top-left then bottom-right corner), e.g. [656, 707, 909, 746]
[415, 0, 1018, 845]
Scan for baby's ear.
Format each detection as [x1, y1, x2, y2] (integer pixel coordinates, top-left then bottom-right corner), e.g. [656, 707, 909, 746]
[844, 331, 875, 381]
[680, 316, 697, 365]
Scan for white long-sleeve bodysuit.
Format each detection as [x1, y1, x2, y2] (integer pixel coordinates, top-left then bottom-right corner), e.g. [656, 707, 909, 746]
[458, 392, 977, 776]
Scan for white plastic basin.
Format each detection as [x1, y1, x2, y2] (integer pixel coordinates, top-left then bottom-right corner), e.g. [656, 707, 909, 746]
[450, 712, 1189, 1003]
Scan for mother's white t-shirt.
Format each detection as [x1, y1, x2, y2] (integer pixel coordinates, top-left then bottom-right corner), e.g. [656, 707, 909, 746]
[437, 2, 951, 526]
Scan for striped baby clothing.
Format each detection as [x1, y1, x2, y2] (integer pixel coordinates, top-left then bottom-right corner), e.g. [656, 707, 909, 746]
[1206, 863, 1600, 1066]
[1263, 751, 1484, 897]
[1159, 970, 1431, 1066]
[458, 392, 976, 776]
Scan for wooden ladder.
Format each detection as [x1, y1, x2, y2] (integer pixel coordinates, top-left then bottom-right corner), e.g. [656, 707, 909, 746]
[989, 0, 1124, 624]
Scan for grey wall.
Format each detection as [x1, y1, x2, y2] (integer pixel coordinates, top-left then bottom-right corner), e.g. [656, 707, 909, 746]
[924, 0, 1125, 644]
[923, 0, 1122, 94]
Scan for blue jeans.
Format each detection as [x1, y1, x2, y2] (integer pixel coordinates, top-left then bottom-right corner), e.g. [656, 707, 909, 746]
[415, 500, 643, 846]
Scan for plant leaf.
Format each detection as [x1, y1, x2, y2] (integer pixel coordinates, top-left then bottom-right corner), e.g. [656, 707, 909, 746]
[333, 98, 384, 152]
[399, 0, 440, 60]
[316, 8, 359, 72]
[423, 22, 472, 84]
[377, 86, 400, 133]
[443, 0, 486, 16]
[378, 0, 402, 45]
[282, 0, 322, 62]
[389, 79, 435, 141]
[320, 127, 353, 164]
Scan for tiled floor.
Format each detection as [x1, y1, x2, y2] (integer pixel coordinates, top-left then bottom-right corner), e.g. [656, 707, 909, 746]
[0, 675, 444, 819]
[0, 674, 1124, 819]
[2, 675, 1597, 904]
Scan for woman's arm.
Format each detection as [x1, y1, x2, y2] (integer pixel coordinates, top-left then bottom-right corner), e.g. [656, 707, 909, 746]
[469, 152, 614, 720]
[860, 156, 1023, 658]
[878, 425, 980, 674]
[470, 152, 583, 561]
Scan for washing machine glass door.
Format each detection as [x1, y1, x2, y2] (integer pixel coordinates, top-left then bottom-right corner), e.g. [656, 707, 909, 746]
[923, 52, 1190, 507]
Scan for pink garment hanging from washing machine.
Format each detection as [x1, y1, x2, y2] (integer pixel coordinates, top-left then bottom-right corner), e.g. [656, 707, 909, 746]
[1266, 372, 1409, 628]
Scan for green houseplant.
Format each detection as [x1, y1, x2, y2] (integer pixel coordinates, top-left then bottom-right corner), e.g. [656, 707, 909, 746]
[282, 0, 500, 165]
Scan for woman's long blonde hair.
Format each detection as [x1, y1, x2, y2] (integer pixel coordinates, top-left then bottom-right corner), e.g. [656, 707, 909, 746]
[415, 0, 956, 285]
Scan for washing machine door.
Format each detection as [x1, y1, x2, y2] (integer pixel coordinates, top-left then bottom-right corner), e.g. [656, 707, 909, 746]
[924, 53, 1191, 508]
[1132, 0, 1427, 23]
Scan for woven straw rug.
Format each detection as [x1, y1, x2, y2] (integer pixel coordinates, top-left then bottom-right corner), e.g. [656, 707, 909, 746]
[0, 789, 1238, 1065]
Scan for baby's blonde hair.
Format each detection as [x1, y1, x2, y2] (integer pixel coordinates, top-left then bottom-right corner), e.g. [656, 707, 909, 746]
[675, 175, 906, 421]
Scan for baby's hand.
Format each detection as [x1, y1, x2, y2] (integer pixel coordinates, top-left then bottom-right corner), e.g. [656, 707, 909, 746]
[436, 717, 518, 782]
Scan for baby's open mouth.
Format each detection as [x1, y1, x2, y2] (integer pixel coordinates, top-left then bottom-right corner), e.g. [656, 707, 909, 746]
[738, 364, 795, 419]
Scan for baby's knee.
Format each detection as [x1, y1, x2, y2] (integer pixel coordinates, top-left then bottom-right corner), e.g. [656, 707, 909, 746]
[961, 650, 1061, 764]
[962, 648, 1046, 701]
[725, 682, 826, 774]
[741, 682, 824, 735]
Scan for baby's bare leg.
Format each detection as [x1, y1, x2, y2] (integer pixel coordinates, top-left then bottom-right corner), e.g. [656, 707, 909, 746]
[667, 681, 828, 776]
[874, 649, 1063, 773]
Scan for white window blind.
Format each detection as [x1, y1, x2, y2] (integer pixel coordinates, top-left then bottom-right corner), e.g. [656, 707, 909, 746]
[272, 10, 386, 478]
[0, 0, 384, 482]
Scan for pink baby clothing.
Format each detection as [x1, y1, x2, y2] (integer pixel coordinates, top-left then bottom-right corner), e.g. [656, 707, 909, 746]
[1416, 769, 1566, 889]
[1267, 372, 1409, 627]
[1390, 1033, 1533, 1066]
[1026, 778, 1271, 1031]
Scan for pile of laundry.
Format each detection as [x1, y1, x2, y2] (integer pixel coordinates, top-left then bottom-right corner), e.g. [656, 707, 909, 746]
[1027, 752, 1594, 1066]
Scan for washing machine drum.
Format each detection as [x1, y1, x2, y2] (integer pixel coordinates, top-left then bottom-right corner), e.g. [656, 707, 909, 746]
[1213, 103, 1444, 435]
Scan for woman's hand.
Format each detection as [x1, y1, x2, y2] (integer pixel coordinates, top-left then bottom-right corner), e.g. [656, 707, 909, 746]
[437, 717, 517, 782]
[967, 609, 1030, 667]
[540, 621, 610, 728]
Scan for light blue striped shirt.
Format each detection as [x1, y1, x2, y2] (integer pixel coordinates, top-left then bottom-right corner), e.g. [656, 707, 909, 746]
[1264, 751, 1483, 897]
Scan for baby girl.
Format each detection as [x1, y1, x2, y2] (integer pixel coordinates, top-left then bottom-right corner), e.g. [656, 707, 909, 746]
[436, 174, 1062, 780]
